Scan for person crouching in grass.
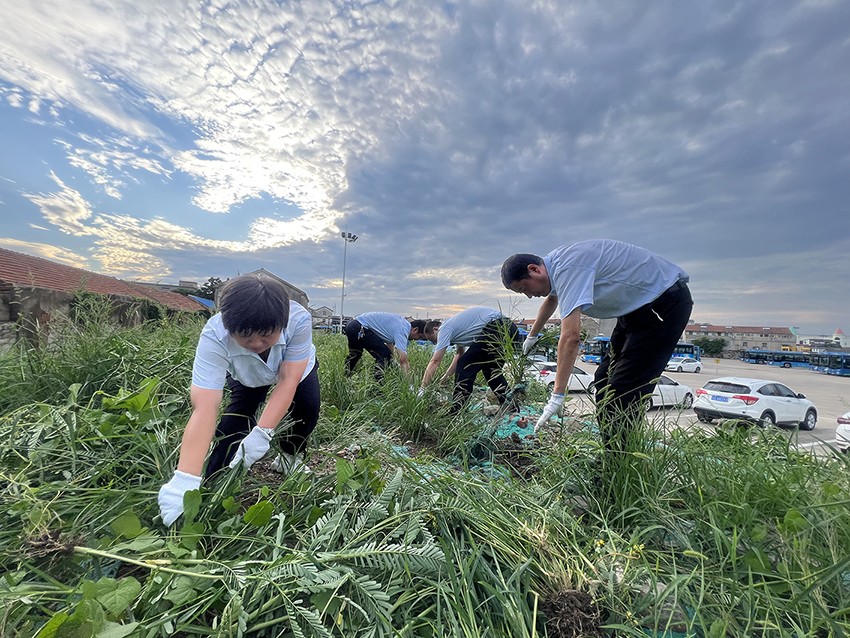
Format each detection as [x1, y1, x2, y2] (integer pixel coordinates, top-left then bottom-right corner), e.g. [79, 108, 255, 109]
[158, 273, 319, 526]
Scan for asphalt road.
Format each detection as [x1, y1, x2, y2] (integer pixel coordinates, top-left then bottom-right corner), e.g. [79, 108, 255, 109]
[567, 357, 850, 452]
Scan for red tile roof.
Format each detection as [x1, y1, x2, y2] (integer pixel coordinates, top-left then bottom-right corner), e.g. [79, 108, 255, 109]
[0, 247, 206, 313]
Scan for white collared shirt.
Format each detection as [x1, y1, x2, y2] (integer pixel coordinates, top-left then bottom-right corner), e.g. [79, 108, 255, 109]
[192, 301, 316, 389]
[543, 239, 688, 319]
[356, 312, 412, 352]
[435, 307, 503, 351]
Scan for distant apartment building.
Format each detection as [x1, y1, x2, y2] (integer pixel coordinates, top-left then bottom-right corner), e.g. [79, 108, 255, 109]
[683, 323, 794, 353]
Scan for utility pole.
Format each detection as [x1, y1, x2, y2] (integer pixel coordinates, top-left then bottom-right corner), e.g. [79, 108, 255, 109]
[340, 231, 358, 331]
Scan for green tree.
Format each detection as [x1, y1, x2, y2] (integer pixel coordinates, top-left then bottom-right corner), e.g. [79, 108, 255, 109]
[692, 337, 727, 356]
[196, 276, 222, 300]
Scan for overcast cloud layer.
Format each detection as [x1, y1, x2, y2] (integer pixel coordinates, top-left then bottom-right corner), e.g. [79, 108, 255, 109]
[0, 0, 847, 333]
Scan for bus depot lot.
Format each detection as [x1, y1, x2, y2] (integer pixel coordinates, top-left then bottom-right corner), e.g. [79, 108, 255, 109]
[563, 358, 850, 452]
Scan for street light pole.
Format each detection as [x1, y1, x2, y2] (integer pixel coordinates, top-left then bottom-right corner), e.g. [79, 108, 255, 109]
[340, 231, 358, 331]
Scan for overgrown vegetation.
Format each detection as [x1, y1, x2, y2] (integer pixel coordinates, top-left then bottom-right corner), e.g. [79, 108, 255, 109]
[1, 299, 849, 637]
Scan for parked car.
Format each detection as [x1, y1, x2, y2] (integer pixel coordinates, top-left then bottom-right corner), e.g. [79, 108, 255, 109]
[527, 361, 594, 393]
[646, 375, 694, 410]
[835, 411, 850, 453]
[665, 357, 702, 373]
[693, 377, 817, 429]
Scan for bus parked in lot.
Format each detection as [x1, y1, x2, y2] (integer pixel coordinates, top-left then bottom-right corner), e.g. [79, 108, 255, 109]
[672, 342, 701, 361]
[581, 338, 701, 364]
[740, 349, 812, 368]
[580, 336, 609, 364]
[809, 352, 850, 377]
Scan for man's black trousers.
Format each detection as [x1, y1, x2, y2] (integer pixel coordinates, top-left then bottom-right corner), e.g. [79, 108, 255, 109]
[345, 319, 394, 382]
[452, 318, 519, 413]
[204, 365, 320, 478]
[593, 279, 693, 450]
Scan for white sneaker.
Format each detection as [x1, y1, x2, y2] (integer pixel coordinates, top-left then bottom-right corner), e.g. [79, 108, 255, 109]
[270, 452, 312, 475]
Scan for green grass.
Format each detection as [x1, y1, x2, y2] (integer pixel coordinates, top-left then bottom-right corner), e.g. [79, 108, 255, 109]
[1, 309, 849, 637]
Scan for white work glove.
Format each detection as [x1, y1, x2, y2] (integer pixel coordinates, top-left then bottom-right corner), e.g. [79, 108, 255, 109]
[522, 334, 540, 355]
[158, 470, 202, 527]
[228, 425, 274, 469]
[417, 387, 425, 398]
[535, 393, 565, 433]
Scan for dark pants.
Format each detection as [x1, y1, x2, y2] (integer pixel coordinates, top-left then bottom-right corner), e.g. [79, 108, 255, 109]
[452, 318, 519, 413]
[345, 319, 394, 383]
[594, 280, 693, 451]
[204, 364, 321, 478]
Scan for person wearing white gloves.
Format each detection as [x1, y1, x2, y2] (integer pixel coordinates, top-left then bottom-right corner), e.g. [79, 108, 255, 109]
[420, 307, 519, 414]
[521, 333, 541, 356]
[158, 273, 319, 526]
[502, 240, 692, 447]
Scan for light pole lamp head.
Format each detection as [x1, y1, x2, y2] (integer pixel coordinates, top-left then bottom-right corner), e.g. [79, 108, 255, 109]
[341, 232, 358, 243]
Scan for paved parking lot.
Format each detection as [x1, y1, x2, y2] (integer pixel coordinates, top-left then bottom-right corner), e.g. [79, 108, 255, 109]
[566, 357, 850, 452]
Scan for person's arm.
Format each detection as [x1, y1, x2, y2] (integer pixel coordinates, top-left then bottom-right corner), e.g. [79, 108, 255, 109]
[529, 295, 559, 336]
[421, 347, 447, 387]
[440, 346, 465, 382]
[550, 307, 583, 395]
[176, 385, 224, 476]
[396, 348, 410, 374]
[256, 358, 310, 429]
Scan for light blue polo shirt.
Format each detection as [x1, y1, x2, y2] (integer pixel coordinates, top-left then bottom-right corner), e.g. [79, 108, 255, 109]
[435, 307, 503, 351]
[192, 301, 316, 389]
[543, 239, 688, 319]
[356, 312, 412, 353]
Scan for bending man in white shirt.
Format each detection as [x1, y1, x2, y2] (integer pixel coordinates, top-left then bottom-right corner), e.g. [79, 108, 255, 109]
[502, 240, 692, 449]
[158, 273, 319, 526]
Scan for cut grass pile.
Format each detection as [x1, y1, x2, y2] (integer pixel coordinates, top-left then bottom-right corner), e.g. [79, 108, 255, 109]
[1, 304, 849, 637]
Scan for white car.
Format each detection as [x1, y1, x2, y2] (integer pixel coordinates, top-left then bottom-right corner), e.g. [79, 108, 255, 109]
[646, 375, 694, 410]
[666, 357, 702, 373]
[528, 361, 594, 393]
[835, 411, 850, 453]
[693, 377, 817, 430]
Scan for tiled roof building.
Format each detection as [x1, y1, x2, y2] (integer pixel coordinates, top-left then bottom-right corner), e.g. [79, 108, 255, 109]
[683, 323, 794, 353]
[0, 247, 206, 313]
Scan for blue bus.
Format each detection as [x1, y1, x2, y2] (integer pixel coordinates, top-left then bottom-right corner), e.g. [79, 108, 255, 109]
[809, 352, 850, 377]
[740, 349, 812, 368]
[671, 342, 701, 361]
[581, 338, 700, 364]
[580, 336, 610, 364]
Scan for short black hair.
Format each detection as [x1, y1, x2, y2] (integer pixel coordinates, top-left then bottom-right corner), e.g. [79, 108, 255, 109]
[219, 273, 290, 336]
[409, 319, 427, 335]
[500, 253, 543, 288]
[424, 320, 441, 338]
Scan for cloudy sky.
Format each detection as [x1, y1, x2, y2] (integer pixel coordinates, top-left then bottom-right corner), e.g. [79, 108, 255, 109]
[0, 0, 847, 334]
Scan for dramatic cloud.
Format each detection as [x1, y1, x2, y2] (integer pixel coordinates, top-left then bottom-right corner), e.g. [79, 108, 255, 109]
[0, 0, 847, 332]
[0, 237, 90, 268]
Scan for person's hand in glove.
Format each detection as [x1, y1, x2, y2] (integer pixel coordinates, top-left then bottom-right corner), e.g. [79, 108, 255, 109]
[228, 425, 274, 469]
[522, 334, 540, 355]
[417, 386, 425, 398]
[535, 392, 565, 433]
[158, 470, 202, 526]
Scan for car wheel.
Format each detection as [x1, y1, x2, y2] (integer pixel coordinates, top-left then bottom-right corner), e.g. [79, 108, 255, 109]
[799, 410, 816, 431]
[676, 366, 683, 372]
[783, 362, 791, 369]
[759, 411, 776, 428]
[696, 412, 713, 424]
[694, 367, 701, 373]
[681, 393, 694, 409]
[548, 381, 555, 391]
